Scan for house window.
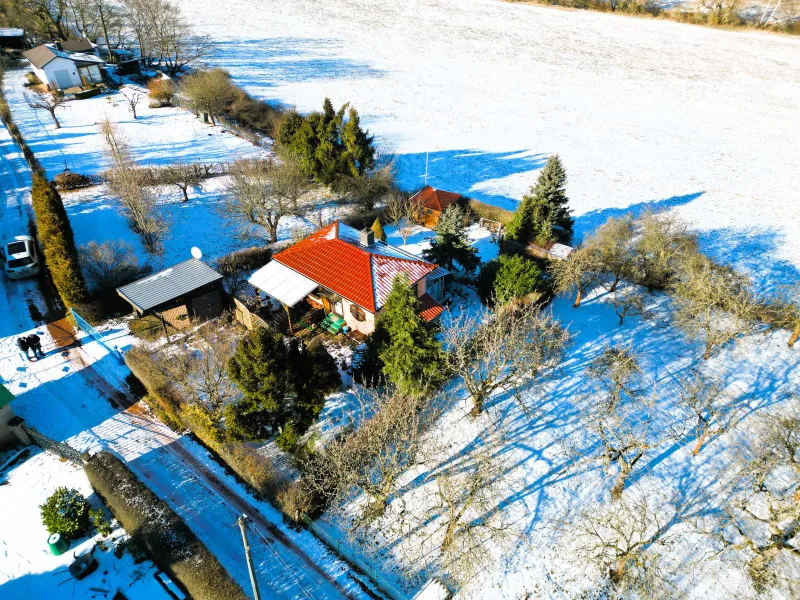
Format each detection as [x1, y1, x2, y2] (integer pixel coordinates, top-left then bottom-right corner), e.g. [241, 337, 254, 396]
[350, 304, 366, 322]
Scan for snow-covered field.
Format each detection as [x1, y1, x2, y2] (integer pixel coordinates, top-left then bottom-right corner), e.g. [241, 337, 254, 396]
[0, 449, 169, 600]
[183, 0, 800, 289]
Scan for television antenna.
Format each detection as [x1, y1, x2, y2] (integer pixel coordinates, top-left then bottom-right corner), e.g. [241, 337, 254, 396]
[191, 247, 202, 260]
[423, 151, 429, 186]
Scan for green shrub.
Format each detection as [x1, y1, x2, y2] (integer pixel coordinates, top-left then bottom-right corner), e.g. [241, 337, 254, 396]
[86, 452, 248, 600]
[73, 87, 102, 100]
[276, 421, 298, 452]
[40, 487, 91, 539]
[31, 174, 88, 307]
[492, 254, 546, 305]
[89, 507, 112, 536]
[370, 217, 386, 242]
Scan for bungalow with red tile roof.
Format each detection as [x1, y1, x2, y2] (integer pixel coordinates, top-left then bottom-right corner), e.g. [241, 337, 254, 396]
[410, 185, 464, 228]
[248, 221, 448, 336]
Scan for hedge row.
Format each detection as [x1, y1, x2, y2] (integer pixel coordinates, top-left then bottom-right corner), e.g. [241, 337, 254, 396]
[31, 174, 89, 306]
[85, 451, 248, 600]
[125, 346, 293, 507]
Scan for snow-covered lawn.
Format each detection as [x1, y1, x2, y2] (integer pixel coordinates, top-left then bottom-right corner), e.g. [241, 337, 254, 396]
[3, 69, 264, 178]
[182, 0, 800, 289]
[0, 449, 169, 600]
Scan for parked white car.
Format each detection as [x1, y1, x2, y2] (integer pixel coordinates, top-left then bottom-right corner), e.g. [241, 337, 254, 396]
[2, 235, 41, 280]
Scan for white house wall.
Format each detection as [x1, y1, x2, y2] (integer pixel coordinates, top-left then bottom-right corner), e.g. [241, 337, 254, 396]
[42, 57, 82, 89]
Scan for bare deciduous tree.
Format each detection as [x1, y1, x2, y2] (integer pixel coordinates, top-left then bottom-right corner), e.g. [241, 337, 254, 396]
[710, 407, 800, 595]
[764, 286, 800, 348]
[672, 369, 742, 455]
[583, 348, 664, 498]
[385, 191, 421, 245]
[584, 215, 637, 292]
[563, 487, 684, 598]
[161, 162, 204, 202]
[180, 68, 236, 125]
[223, 157, 311, 243]
[444, 300, 570, 416]
[78, 239, 151, 291]
[611, 288, 650, 326]
[25, 91, 69, 128]
[100, 118, 167, 257]
[121, 88, 142, 119]
[671, 253, 759, 360]
[632, 211, 698, 291]
[550, 245, 603, 308]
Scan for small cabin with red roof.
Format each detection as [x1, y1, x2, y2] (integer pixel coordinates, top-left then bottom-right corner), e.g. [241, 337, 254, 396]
[409, 186, 464, 228]
[248, 221, 448, 336]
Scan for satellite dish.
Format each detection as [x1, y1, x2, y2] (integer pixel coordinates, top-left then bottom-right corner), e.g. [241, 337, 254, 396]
[191, 247, 202, 260]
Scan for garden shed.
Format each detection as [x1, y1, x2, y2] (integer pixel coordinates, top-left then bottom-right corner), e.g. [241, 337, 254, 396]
[117, 258, 225, 331]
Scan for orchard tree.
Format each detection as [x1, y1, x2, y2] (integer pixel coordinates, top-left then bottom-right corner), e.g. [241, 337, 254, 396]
[181, 68, 236, 125]
[445, 299, 569, 416]
[550, 246, 603, 308]
[422, 204, 479, 274]
[378, 273, 446, 397]
[25, 91, 69, 129]
[632, 211, 698, 290]
[584, 215, 637, 292]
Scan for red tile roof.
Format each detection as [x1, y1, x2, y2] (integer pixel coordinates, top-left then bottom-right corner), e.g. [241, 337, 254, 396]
[417, 293, 444, 322]
[410, 186, 462, 213]
[273, 222, 438, 313]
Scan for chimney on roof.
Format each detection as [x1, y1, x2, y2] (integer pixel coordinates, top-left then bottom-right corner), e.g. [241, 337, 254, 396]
[359, 229, 374, 247]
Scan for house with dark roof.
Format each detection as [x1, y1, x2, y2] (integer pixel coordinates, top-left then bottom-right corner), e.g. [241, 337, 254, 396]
[410, 185, 464, 228]
[248, 221, 447, 335]
[23, 42, 105, 90]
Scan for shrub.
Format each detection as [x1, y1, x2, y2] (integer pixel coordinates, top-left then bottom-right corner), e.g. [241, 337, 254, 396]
[370, 217, 386, 242]
[341, 208, 385, 231]
[218, 443, 285, 499]
[493, 254, 546, 305]
[90, 507, 113, 536]
[275, 480, 317, 522]
[226, 88, 284, 138]
[40, 487, 91, 539]
[85, 452, 248, 600]
[79, 240, 151, 293]
[31, 174, 88, 307]
[54, 170, 96, 190]
[215, 246, 272, 296]
[24, 72, 42, 86]
[276, 421, 298, 452]
[477, 258, 502, 304]
[147, 78, 175, 107]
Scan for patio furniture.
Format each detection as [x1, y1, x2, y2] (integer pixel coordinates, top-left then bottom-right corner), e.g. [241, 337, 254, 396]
[325, 314, 345, 334]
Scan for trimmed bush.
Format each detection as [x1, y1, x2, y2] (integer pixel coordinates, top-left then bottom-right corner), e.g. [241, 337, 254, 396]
[24, 71, 41, 86]
[73, 87, 102, 100]
[54, 170, 97, 190]
[147, 78, 176, 107]
[31, 174, 88, 307]
[40, 486, 91, 539]
[85, 452, 248, 600]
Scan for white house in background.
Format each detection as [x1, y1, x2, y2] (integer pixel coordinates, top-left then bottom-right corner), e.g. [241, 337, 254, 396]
[22, 43, 105, 90]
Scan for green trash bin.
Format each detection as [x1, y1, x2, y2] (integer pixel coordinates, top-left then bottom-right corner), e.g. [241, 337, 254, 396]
[47, 533, 70, 555]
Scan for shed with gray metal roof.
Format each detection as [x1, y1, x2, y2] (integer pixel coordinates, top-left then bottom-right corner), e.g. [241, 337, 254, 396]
[117, 258, 224, 315]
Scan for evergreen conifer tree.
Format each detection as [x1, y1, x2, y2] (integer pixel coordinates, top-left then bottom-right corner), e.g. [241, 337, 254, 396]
[31, 174, 88, 307]
[371, 217, 386, 242]
[492, 254, 545, 305]
[378, 274, 446, 397]
[504, 154, 573, 245]
[226, 327, 293, 439]
[341, 107, 375, 178]
[422, 205, 479, 274]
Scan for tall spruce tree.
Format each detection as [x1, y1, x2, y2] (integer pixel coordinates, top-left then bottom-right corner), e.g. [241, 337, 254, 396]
[422, 205, 479, 274]
[378, 274, 446, 397]
[506, 154, 573, 245]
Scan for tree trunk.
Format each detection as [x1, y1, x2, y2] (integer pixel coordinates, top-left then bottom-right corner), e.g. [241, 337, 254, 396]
[470, 394, 484, 418]
[180, 185, 189, 202]
[50, 111, 61, 129]
[609, 275, 620, 292]
[703, 341, 713, 360]
[268, 223, 279, 244]
[573, 286, 582, 308]
[788, 323, 800, 348]
[611, 466, 630, 499]
[693, 428, 710, 455]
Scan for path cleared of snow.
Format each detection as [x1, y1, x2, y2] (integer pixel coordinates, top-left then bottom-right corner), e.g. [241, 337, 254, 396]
[182, 0, 800, 289]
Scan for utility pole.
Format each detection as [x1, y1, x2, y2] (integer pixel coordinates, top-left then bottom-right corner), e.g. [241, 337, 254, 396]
[423, 151, 429, 186]
[237, 515, 261, 600]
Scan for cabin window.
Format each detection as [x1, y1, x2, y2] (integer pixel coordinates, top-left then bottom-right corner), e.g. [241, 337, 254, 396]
[350, 304, 366, 322]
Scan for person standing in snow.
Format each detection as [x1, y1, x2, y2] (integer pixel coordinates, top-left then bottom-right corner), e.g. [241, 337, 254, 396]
[16, 337, 31, 361]
[27, 333, 44, 358]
